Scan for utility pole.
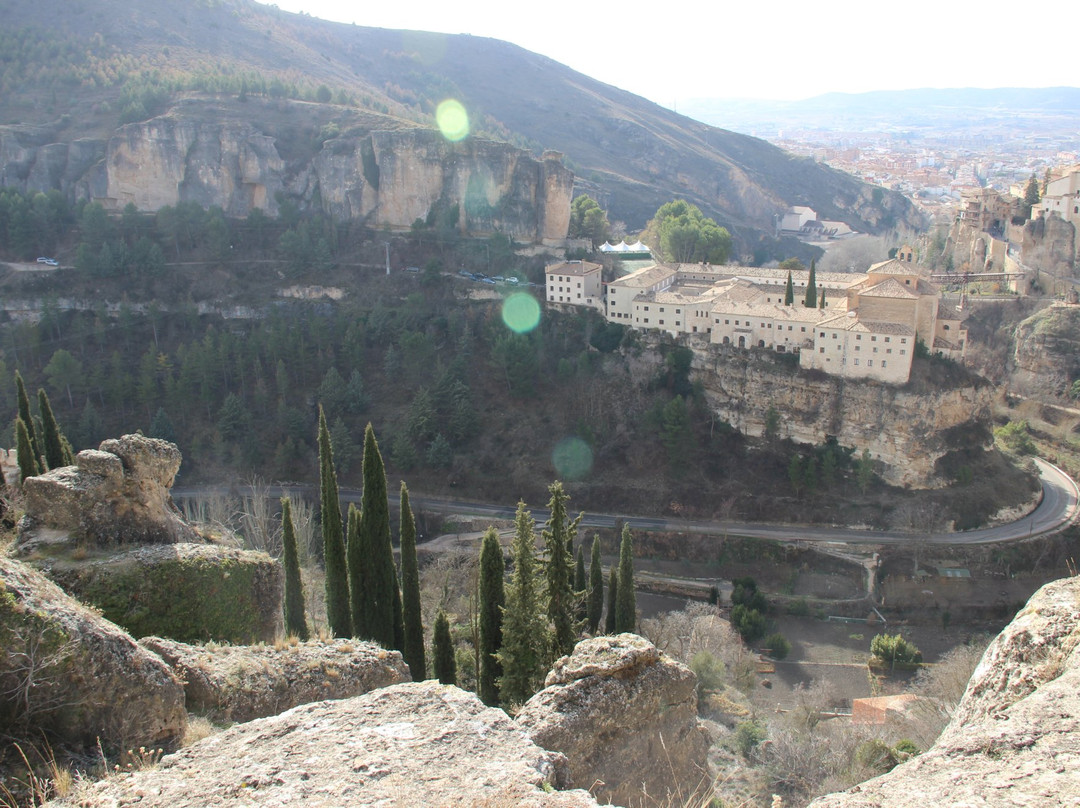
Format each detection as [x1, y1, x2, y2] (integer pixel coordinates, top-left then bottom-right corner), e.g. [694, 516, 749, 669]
[384, 242, 390, 275]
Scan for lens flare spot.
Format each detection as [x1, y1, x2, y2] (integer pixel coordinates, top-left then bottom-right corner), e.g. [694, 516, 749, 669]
[501, 293, 541, 334]
[552, 438, 593, 482]
[436, 99, 470, 141]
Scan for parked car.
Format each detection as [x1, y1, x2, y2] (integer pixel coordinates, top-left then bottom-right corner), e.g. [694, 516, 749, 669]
[36, 257, 58, 266]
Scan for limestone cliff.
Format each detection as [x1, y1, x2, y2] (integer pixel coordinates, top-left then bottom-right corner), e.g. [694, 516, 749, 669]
[809, 575, 1080, 808]
[688, 343, 993, 487]
[0, 98, 574, 244]
[1010, 304, 1080, 398]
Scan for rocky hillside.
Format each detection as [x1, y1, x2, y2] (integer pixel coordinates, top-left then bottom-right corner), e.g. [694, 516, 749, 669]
[0, 0, 923, 252]
[809, 575, 1080, 808]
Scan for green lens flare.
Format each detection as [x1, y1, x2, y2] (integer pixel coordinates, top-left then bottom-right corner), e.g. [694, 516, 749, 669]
[552, 438, 593, 481]
[501, 293, 541, 334]
[436, 99, 470, 141]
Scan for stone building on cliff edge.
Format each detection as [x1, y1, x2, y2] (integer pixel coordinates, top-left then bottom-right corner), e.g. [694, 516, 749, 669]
[546, 248, 967, 385]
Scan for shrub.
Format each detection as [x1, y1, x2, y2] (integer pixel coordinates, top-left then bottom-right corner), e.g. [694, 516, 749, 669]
[731, 604, 766, 643]
[733, 719, 766, 759]
[870, 633, 922, 668]
[690, 650, 725, 706]
[765, 632, 791, 660]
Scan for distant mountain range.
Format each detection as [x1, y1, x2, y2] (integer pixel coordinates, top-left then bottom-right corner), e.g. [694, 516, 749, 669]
[0, 0, 924, 255]
[681, 87, 1080, 137]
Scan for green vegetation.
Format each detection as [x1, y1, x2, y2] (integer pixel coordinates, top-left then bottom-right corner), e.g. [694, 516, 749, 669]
[604, 567, 618, 634]
[280, 497, 309, 641]
[497, 502, 546, 705]
[432, 609, 456, 685]
[587, 536, 603, 634]
[614, 524, 636, 633]
[568, 195, 610, 246]
[399, 482, 426, 680]
[642, 200, 732, 264]
[355, 424, 399, 649]
[870, 633, 923, 669]
[477, 527, 505, 706]
[804, 259, 817, 308]
[318, 407, 351, 639]
[544, 481, 580, 660]
[765, 632, 791, 659]
[994, 420, 1036, 456]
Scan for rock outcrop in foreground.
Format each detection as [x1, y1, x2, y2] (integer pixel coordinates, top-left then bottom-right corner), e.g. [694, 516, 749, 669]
[0, 558, 186, 751]
[141, 636, 411, 723]
[13, 434, 283, 644]
[18, 434, 197, 548]
[810, 576, 1080, 808]
[56, 681, 601, 808]
[516, 634, 709, 808]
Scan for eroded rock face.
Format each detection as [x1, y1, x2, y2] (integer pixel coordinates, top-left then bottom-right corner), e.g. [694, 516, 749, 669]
[19, 434, 197, 549]
[140, 636, 411, 723]
[1011, 304, 1080, 398]
[516, 634, 709, 808]
[55, 681, 601, 808]
[43, 543, 282, 644]
[0, 557, 186, 751]
[808, 576, 1080, 808]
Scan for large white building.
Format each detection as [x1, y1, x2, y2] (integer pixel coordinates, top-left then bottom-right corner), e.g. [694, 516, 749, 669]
[548, 252, 967, 385]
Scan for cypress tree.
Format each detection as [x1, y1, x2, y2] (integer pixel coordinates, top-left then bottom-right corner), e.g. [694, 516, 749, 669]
[615, 524, 636, 633]
[15, 371, 40, 466]
[356, 423, 397, 648]
[544, 481, 581, 661]
[37, 389, 70, 470]
[574, 544, 587, 623]
[819, 287, 826, 308]
[784, 271, 794, 306]
[497, 501, 546, 705]
[433, 609, 457, 685]
[399, 482, 426, 679]
[391, 572, 404, 653]
[478, 526, 505, 705]
[15, 417, 40, 483]
[604, 567, 618, 634]
[587, 535, 604, 634]
[281, 497, 309, 641]
[318, 406, 351, 638]
[347, 504, 366, 637]
[804, 259, 817, 308]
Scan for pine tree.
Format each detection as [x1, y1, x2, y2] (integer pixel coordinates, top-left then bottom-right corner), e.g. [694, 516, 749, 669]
[574, 544, 587, 623]
[15, 371, 40, 468]
[318, 406, 351, 638]
[604, 567, 618, 634]
[544, 481, 581, 660]
[478, 527, 505, 705]
[15, 417, 40, 483]
[784, 271, 794, 306]
[497, 501, 547, 705]
[281, 497, 309, 641]
[804, 259, 817, 308]
[433, 609, 457, 685]
[587, 535, 604, 634]
[399, 482, 426, 680]
[37, 389, 71, 470]
[615, 524, 636, 633]
[356, 423, 398, 648]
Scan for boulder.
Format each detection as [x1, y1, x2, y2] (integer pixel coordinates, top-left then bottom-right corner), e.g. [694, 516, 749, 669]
[516, 634, 709, 808]
[54, 681, 602, 807]
[18, 434, 198, 550]
[0, 557, 186, 751]
[808, 576, 1080, 808]
[42, 543, 282, 644]
[140, 636, 411, 723]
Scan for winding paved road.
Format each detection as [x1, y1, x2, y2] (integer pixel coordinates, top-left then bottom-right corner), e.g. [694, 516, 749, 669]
[174, 459, 1079, 548]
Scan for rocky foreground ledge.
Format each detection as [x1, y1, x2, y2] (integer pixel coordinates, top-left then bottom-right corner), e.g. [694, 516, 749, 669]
[809, 575, 1080, 808]
[52, 681, 602, 808]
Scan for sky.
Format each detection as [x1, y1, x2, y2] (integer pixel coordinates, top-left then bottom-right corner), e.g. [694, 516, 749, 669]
[266, 0, 1080, 105]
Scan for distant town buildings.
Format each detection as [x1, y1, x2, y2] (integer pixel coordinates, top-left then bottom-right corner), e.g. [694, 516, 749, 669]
[778, 206, 857, 241]
[1032, 164, 1080, 230]
[546, 250, 967, 385]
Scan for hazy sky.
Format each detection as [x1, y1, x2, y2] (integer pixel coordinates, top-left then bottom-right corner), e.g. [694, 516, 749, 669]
[266, 1, 1080, 105]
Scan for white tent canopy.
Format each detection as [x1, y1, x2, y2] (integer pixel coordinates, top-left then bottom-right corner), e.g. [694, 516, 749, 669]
[599, 240, 651, 253]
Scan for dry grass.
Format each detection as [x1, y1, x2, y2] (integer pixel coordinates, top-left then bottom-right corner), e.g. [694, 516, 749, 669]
[181, 716, 216, 748]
